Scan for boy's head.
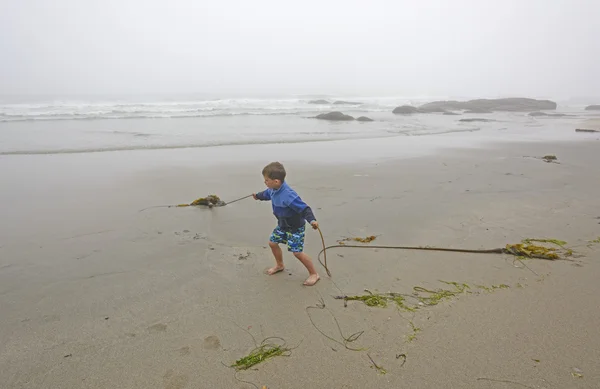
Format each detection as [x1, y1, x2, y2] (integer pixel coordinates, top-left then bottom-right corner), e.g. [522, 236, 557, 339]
[262, 162, 286, 189]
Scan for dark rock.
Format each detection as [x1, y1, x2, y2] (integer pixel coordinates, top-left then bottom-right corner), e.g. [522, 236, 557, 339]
[459, 118, 494, 123]
[585, 105, 600, 111]
[356, 116, 374, 122]
[315, 111, 355, 121]
[308, 99, 330, 104]
[333, 100, 362, 105]
[419, 98, 557, 112]
[392, 105, 420, 114]
[443, 112, 460, 116]
[419, 100, 465, 111]
[576, 128, 600, 133]
[529, 111, 568, 117]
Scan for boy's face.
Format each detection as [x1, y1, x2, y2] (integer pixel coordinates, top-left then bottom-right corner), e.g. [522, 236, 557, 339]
[263, 175, 281, 189]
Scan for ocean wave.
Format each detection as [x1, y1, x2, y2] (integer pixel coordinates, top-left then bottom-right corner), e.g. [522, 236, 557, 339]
[0, 109, 387, 122]
[0, 97, 407, 122]
[385, 127, 481, 136]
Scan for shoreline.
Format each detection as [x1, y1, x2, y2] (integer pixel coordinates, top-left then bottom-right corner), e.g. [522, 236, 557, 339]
[1, 123, 597, 165]
[1, 107, 598, 157]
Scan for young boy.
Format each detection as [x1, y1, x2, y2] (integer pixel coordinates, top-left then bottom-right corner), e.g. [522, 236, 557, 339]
[252, 162, 320, 286]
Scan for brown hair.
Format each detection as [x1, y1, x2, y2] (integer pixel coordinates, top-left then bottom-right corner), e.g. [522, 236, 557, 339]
[262, 161, 286, 181]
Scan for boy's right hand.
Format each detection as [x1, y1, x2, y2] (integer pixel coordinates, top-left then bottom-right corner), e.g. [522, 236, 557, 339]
[252, 193, 258, 200]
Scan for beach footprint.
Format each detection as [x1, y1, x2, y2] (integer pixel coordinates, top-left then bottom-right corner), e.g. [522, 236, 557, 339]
[148, 323, 167, 333]
[175, 230, 205, 244]
[202, 335, 221, 350]
[163, 369, 189, 389]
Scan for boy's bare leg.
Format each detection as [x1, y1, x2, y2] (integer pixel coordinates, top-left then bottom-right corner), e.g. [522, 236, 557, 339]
[293, 252, 320, 286]
[267, 241, 285, 275]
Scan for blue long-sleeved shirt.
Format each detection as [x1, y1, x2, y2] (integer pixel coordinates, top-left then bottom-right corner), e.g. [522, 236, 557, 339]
[255, 181, 316, 231]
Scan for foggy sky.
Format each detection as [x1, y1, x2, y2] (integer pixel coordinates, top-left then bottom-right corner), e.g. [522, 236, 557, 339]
[1, 0, 598, 99]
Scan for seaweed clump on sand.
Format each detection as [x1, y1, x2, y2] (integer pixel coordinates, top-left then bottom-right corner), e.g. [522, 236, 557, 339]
[178, 195, 226, 208]
[338, 235, 377, 244]
[339, 281, 472, 312]
[231, 338, 292, 371]
[343, 289, 415, 311]
[505, 238, 571, 260]
[542, 155, 558, 163]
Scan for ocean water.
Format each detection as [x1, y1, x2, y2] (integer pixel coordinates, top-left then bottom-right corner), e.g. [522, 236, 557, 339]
[0, 96, 595, 155]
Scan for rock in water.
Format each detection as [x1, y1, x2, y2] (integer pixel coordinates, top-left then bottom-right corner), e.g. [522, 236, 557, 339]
[315, 112, 355, 121]
[418, 100, 464, 111]
[356, 116, 374, 122]
[308, 99, 330, 104]
[419, 98, 557, 112]
[585, 105, 600, 111]
[443, 112, 460, 115]
[459, 118, 494, 123]
[334, 101, 362, 105]
[392, 105, 420, 114]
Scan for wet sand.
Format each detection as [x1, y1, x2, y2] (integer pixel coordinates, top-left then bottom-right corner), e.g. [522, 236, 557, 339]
[1, 138, 599, 388]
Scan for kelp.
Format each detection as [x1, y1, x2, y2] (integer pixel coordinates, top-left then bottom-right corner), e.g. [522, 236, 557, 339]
[178, 194, 226, 208]
[367, 354, 387, 375]
[406, 321, 421, 343]
[343, 289, 416, 312]
[231, 337, 291, 371]
[475, 284, 510, 292]
[413, 281, 470, 306]
[338, 235, 377, 244]
[521, 238, 567, 247]
[505, 239, 567, 260]
[339, 281, 472, 312]
[340, 280, 512, 311]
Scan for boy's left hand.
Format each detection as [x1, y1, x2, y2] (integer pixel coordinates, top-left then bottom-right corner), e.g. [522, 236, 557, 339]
[310, 221, 319, 230]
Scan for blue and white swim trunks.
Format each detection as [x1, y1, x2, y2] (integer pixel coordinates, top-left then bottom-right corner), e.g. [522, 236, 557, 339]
[270, 225, 306, 252]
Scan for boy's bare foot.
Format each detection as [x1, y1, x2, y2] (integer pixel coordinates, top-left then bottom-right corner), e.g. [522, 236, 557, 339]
[303, 274, 320, 286]
[266, 266, 285, 275]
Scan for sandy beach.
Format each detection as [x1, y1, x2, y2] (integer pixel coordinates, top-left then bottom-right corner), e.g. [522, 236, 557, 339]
[3, 0, 600, 386]
[1, 135, 600, 388]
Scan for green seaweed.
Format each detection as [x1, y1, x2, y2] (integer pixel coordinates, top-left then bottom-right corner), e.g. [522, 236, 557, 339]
[178, 194, 224, 207]
[504, 238, 574, 260]
[338, 235, 377, 244]
[389, 294, 418, 312]
[344, 290, 389, 308]
[505, 243, 560, 259]
[521, 238, 567, 247]
[367, 354, 387, 375]
[343, 280, 514, 311]
[343, 281, 471, 311]
[231, 338, 291, 371]
[413, 280, 470, 306]
[406, 321, 421, 343]
[343, 290, 417, 312]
